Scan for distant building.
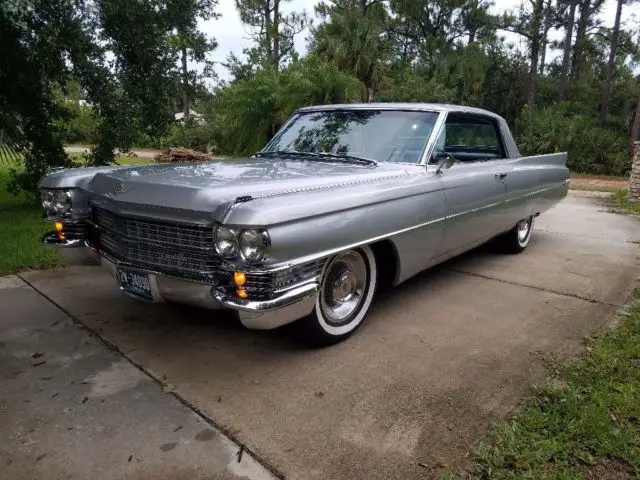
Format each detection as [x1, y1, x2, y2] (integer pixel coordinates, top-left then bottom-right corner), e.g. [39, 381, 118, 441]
[174, 110, 204, 124]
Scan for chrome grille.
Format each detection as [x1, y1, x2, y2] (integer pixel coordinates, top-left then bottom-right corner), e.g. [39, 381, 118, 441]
[91, 206, 219, 277]
[92, 207, 213, 250]
[243, 260, 324, 300]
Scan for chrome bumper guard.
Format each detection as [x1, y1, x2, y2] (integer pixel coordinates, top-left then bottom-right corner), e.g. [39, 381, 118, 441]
[41, 231, 318, 330]
[42, 231, 101, 266]
[211, 282, 318, 330]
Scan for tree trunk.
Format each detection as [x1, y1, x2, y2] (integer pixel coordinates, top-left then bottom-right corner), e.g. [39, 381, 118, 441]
[538, 0, 552, 75]
[527, 0, 545, 108]
[598, 0, 624, 126]
[366, 88, 374, 103]
[272, 0, 280, 70]
[631, 87, 640, 147]
[468, 27, 477, 44]
[181, 45, 189, 116]
[571, 0, 590, 82]
[264, 0, 273, 67]
[558, 0, 577, 99]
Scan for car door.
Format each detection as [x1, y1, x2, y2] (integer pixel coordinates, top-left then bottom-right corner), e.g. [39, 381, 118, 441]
[432, 114, 508, 257]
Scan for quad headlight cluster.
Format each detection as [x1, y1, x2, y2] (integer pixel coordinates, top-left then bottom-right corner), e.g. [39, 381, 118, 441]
[214, 225, 270, 263]
[41, 189, 72, 218]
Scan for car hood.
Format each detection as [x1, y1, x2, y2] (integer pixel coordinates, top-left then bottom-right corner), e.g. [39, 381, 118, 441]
[85, 157, 415, 223]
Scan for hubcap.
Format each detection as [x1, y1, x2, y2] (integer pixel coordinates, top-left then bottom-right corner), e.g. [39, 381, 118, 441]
[320, 250, 368, 325]
[517, 218, 531, 243]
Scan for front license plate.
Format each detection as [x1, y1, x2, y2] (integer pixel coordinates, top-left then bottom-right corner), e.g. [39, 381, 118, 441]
[117, 269, 153, 300]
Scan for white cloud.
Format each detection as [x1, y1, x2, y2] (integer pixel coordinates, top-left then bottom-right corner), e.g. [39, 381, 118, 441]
[199, 0, 313, 80]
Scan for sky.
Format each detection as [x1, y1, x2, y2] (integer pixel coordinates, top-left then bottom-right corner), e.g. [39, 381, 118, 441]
[199, 0, 640, 81]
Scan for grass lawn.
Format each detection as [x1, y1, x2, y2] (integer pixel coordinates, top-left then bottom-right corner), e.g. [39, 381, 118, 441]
[609, 190, 640, 216]
[0, 166, 64, 275]
[474, 299, 640, 479]
[114, 154, 156, 165]
[570, 173, 628, 182]
[570, 184, 625, 194]
[0, 154, 154, 276]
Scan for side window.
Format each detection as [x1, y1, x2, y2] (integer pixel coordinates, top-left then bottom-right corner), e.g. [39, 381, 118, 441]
[432, 115, 505, 163]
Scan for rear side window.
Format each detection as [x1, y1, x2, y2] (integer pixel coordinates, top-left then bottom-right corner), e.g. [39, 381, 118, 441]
[433, 115, 505, 162]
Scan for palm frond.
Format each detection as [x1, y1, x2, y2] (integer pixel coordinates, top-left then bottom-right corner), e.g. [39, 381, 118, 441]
[0, 128, 27, 166]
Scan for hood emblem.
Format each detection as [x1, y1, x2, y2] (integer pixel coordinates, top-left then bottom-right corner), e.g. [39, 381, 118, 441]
[114, 183, 126, 194]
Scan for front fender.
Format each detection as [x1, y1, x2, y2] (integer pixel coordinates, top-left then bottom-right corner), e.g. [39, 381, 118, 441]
[227, 173, 447, 267]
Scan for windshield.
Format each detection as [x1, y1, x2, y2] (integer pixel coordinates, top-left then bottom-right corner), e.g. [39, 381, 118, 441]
[264, 110, 439, 164]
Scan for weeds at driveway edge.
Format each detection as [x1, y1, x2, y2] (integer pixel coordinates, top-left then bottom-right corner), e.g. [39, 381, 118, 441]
[472, 293, 640, 479]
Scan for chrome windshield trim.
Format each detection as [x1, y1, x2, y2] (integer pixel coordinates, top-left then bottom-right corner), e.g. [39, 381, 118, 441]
[260, 108, 443, 167]
[420, 111, 448, 166]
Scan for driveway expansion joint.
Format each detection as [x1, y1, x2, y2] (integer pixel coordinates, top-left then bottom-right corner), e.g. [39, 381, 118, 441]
[537, 228, 639, 244]
[16, 272, 284, 480]
[447, 268, 624, 308]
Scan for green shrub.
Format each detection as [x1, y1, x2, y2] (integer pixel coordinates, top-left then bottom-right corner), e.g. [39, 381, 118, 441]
[158, 121, 216, 153]
[210, 58, 363, 156]
[53, 103, 99, 145]
[515, 103, 629, 176]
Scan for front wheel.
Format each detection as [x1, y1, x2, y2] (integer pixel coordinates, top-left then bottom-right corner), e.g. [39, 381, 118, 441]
[496, 216, 534, 254]
[298, 246, 377, 346]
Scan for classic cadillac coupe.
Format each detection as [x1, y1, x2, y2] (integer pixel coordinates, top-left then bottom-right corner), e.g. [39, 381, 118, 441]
[40, 103, 569, 344]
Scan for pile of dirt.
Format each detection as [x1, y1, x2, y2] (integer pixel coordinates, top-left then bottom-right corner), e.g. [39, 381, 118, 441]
[154, 147, 216, 163]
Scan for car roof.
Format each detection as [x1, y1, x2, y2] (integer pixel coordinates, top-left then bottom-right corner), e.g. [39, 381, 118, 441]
[296, 103, 502, 119]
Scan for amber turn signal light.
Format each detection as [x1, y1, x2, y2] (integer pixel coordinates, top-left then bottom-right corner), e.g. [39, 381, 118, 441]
[236, 288, 248, 299]
[55, 221, 64, 232]
[233, 271, 246, 286]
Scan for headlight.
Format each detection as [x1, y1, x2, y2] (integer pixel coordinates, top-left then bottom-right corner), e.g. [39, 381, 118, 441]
[54, 191, 71, 216]
[41, 191, 55, 214]
[41, 189, 72, 217]
[239, 229, 269, 263]
[214, 226, 238, 258]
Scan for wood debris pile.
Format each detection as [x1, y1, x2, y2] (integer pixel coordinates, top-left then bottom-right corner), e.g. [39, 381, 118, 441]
[154, 147, 216, 163]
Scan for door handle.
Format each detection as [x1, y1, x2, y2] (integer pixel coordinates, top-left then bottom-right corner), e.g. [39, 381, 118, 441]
[495, 173, 507, 179]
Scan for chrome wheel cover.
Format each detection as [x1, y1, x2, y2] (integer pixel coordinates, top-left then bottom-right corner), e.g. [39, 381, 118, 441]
[320, 250, 368, 325]
[517, 218, 532, 243]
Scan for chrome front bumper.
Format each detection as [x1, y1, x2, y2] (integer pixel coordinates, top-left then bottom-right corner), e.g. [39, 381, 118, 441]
[42, 232, 318, 330]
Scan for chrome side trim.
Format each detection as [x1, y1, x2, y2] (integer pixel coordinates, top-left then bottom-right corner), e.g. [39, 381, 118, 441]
[221, 172, 412, 214]
[504, 183, 568, 203]
[261, 183, 565, 269]
[445, 200, 503, 220]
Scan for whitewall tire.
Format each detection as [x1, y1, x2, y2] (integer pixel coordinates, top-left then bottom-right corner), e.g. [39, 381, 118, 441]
[299, 246, 377, 345]
[498, 216, 534, 254]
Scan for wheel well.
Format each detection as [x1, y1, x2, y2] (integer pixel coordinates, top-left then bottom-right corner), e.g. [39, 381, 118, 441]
[370, 240, 399, 291]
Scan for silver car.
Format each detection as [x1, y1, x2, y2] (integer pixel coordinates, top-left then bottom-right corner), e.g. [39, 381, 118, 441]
[40, 103, 569, 345]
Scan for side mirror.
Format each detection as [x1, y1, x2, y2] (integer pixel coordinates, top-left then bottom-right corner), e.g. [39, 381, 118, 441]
[434, 153, 456, 174]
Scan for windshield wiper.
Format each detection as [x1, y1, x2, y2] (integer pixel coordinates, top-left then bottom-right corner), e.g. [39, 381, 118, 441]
[254, 150, 377, 166]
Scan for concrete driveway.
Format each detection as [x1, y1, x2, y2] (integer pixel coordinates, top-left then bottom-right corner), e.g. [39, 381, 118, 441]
[9, 191, 640, 479]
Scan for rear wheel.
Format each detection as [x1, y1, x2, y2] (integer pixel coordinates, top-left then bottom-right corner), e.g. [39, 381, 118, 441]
[496, 216, 534, 254]
[298, 246, 377, 346]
